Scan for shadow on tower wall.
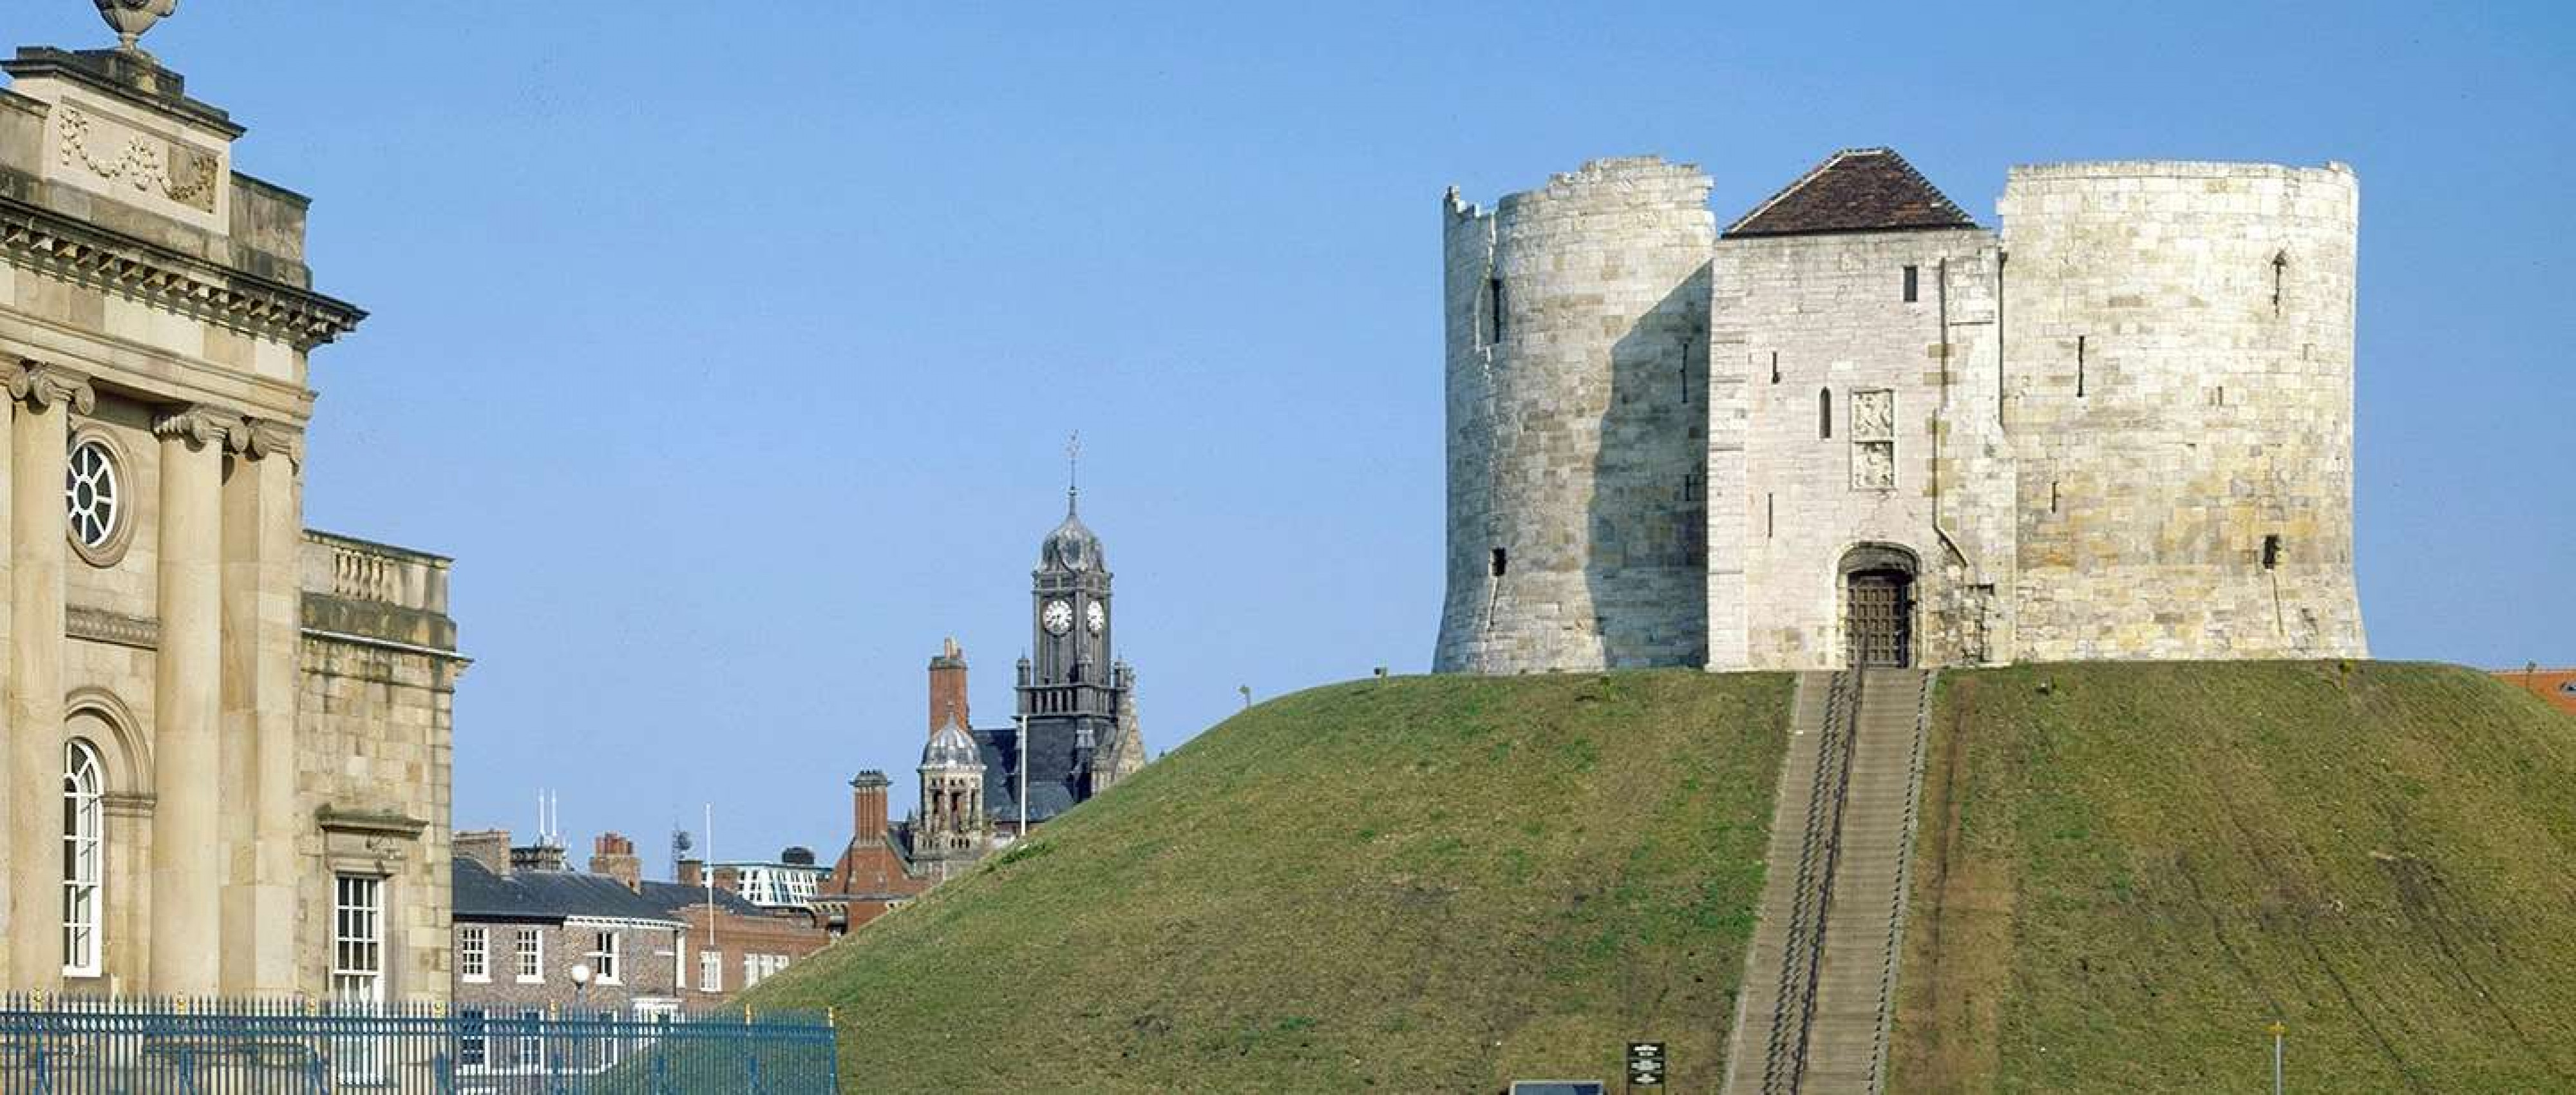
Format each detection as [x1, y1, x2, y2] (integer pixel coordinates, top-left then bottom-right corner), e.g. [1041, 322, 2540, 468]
[1586, 265, 1712, 669]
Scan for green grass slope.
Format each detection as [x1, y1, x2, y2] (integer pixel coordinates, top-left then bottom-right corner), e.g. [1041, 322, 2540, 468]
[1895, 661, 2576, 1093]
[749, 671, 1794, 1092]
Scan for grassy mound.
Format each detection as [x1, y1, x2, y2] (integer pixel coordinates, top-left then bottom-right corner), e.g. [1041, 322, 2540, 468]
[1895, 661, 2576, 1092]
[749, 671, 1794, 1092]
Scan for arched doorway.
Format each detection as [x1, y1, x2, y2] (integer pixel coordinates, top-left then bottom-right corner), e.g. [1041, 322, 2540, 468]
[1840, 544, 1917, 668]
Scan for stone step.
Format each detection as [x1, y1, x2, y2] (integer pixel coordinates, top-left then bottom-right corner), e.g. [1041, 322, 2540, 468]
[1722, 668, 1932, 1095]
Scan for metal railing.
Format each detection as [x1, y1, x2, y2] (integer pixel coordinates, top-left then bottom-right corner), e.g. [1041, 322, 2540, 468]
[0, 995, 838, 1094]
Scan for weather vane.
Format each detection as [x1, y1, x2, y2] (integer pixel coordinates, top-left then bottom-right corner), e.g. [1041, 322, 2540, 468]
[1066, 431, 1082, 500]
[94, 1, 179, 54]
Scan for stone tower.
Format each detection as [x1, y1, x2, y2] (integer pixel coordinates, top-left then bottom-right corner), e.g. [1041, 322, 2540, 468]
[1434, 158, 1717, 674]
[1436, 150, 2369, 673]
[915, 703, 985, 861]
[1999, 162, 2366, 660]
[1017, 485, 1127, 798]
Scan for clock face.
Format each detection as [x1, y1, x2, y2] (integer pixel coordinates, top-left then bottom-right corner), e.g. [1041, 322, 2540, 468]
[1043, 599, 1074, 636]
[1085, 601, 1106, 635]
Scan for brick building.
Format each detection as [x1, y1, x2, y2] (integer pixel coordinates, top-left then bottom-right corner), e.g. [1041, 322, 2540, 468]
[450, 832, 685, 1018]
[819, 770, 930, 931]
[2497, 666, 2576, 717]
[656, 859, 832, 1004]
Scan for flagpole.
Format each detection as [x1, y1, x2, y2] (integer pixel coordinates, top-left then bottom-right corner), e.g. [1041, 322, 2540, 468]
[704, 802, 717, 966]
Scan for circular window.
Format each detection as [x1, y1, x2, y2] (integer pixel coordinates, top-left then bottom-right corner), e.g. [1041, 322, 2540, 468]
[64, 435, 131, 567]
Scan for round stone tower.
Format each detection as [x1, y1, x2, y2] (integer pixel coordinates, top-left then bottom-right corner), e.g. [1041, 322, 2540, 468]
[2000, 161, 2365, 660]
[1435, 157, 1715, 673]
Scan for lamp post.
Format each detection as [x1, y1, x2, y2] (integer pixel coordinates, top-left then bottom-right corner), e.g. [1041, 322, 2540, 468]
[1015, 712, 1028, 840]
[569, 962, 593, 1013]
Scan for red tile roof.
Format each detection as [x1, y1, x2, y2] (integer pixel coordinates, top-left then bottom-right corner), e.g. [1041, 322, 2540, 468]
[1725, 148, 1978, 238]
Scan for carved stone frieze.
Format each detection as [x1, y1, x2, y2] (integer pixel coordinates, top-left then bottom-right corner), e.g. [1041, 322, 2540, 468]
[68, 604, 158, 649]
[1851, 388, 1895, 442]
[56, 106, 218, 213]
[1853, 441, 1896, 491]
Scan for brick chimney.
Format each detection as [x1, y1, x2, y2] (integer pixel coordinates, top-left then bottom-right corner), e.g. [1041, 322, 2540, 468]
[677, 857, 705, 889]
[456, 828, 512, 875]
[590, 832, 641, 892]
[851, 770, 891, 844]
[929, 638, 969, 735]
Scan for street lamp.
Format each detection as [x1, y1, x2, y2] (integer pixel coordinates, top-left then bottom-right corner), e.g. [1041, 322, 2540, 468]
[569, 962, 592, 1013]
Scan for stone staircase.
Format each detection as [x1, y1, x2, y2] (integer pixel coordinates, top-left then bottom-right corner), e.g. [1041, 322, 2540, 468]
[1722, 668, 1934, 1095]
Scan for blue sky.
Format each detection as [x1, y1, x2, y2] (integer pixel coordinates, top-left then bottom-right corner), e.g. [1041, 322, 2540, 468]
[17, 3, 2568, 867]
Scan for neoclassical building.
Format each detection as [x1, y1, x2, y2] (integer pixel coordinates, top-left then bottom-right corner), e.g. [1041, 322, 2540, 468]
[0, 31, 462, 1000]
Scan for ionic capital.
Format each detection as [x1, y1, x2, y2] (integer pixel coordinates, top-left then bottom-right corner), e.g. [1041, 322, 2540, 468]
[151, 404, 245, 452]
[10, 360, 96, 414]
[238, 418, 304, 468]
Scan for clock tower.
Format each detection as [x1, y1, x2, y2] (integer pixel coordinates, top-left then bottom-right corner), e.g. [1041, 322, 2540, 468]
[1013, 448, 1146, 816]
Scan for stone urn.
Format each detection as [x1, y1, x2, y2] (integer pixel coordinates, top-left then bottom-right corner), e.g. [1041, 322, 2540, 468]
[95, 0, 180, 52]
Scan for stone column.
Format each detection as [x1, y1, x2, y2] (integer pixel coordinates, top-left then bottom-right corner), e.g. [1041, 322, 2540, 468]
[149, 405, 231, 996]
[222, 421, 302, 993]
[8, 363, 91, 991]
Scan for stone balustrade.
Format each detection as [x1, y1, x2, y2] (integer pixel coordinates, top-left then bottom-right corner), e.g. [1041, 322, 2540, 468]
[299, 529, 457, 651]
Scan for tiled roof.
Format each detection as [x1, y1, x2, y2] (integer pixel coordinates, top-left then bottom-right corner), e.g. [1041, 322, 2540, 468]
[1725, 148, 1978, 238]
[451, 858, 685, 924]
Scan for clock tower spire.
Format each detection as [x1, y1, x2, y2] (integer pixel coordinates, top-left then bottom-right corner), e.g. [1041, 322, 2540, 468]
[1016, 445, 1144, 815]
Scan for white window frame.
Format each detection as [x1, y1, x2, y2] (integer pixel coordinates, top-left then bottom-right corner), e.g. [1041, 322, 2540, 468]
[699, 948, 723, 993]
[456, 1008, 488, 1070]
[593, 929, 622, 986]
[330, 873, 386, 1005]
[515, 926, 544, 983]
[514, 1009, 544, 1069]
[459, 924, 490, 982]
[61, 740, 104, 978]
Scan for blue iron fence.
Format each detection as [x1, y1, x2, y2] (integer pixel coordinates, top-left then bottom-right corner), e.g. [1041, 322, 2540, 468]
[0, 994, 837, 1094]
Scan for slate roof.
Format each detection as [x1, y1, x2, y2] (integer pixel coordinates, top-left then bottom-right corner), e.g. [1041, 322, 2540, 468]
[451, 857, 685, 924]
[634, 879, 770, 919]
[1724, 148, 1978, 238]
[972, 725, 1079, 824]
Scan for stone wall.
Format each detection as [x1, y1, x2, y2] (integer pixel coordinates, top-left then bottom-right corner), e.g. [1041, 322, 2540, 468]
[2000, 162, 2365, 660]
[0, 44, 442, 1005]
[1435, 157, 1714, 673]
[1709, 227, 2016, 670]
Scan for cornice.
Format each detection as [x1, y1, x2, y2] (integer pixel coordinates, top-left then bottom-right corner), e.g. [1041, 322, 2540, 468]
[0, 196, 364, 350]
[315, 806, 429, 839]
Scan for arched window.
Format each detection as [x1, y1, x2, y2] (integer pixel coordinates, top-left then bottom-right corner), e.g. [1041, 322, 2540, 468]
[1819, 388, 1833, 439]
[62, 739, 103, 977]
